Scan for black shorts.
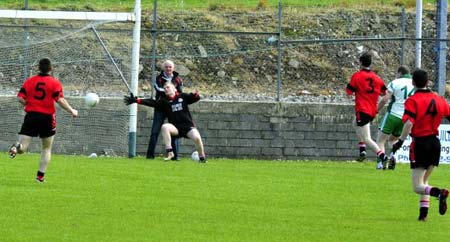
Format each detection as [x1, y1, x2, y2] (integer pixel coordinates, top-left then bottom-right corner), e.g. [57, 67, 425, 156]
[19, 112, 56, 138]
[175, 125, 195, 138]
[355, 112, 374, 127]
[410, 136, 440, 169]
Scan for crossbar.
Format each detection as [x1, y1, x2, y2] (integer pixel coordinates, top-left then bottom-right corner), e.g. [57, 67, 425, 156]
[0, 9, 134, 21]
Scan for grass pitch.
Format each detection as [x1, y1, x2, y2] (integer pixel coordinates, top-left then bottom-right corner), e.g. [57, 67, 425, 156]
[1, 154, 450, 242]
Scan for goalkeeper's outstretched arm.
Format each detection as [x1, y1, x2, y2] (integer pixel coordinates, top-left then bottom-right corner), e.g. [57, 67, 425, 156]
[123, 93, 159, 108]
[138, 98, 158, 107]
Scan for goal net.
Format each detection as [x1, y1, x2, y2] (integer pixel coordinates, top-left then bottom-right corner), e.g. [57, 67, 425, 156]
[0, 16, 134, 156]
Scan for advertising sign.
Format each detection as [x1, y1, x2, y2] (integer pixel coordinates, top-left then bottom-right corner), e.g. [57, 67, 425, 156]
[394, 124, 450, 164]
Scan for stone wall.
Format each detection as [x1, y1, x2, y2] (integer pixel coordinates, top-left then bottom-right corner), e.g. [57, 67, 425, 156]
[1, 96, 380, 161]
[137, 99, 371, 161]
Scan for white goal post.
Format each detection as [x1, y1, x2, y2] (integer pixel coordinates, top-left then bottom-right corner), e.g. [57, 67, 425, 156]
[0, 0, 141, 158]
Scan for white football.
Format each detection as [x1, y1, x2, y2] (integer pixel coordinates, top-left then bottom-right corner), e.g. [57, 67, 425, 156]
[191, 151, 200, 161]
[85, 92, 99, 107]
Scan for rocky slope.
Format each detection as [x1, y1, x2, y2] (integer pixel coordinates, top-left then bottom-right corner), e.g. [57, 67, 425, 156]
[0, 7, 445, 103]
[137, 7, 445, 102]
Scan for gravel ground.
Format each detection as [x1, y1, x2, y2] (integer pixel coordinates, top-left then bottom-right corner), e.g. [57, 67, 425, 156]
[202, 93, 353, 104]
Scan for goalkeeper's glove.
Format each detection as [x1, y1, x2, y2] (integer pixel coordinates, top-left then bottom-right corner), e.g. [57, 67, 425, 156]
[391, 139, 404, 154]
[124, 92, 138, 105]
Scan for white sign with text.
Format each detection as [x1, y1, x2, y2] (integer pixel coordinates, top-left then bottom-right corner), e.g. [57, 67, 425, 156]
[394, 124, 450, 164]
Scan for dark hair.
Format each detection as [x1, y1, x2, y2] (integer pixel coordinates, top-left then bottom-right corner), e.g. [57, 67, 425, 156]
[412, 69, 428, 88]
[359, 52, 372, 67]
[397, 66, 410, 76]
[38, 58, 52, 74]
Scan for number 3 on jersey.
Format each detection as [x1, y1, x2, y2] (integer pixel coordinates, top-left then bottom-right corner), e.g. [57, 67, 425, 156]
[365, 78, 374, 93]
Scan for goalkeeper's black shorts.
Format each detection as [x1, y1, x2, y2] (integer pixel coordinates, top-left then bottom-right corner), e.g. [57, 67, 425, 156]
[175, 125, 195, 138]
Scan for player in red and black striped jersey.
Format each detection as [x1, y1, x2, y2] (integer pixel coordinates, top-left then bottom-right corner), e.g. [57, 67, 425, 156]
[346, 52, 388, 168]
[124, 82, 206, 163]
[9, 58, 78, 183]
[391, 69, 450, 221]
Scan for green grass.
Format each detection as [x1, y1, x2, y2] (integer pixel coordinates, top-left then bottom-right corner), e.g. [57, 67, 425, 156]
[2, 153, 450, 241]
[0, 0, 437, 11]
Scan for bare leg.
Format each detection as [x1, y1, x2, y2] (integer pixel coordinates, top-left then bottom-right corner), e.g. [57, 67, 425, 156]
[161, 123, 178, 160]
[352, 118, 367, 161]
[355, 123, 381, 154]
[419, 168, 432, 203]
[10, 135, 32, 158]
[376, 131, 389, 154]
[18, 135, 33, 154]
[412, 166, 435, 221]
[38, 136, 54, 173]
[161, 123, 179, 149]
[387, 135, 399, 147]
[186, 128, 205, 157]
[411, 167, 434, 195]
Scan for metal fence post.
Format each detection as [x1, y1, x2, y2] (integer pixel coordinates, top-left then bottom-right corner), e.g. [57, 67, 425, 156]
[415, 0, 423, 68]
[436, 0, 447, 96]
[400, 7, 406, 66]
[22, 0, 29, 81]
[276, 0, 282, 101]
[150, 0, 158, 98]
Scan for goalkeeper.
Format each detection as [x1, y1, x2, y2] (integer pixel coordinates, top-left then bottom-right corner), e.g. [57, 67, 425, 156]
[147, 60, 183, 160]
[124, 82, 206, 162]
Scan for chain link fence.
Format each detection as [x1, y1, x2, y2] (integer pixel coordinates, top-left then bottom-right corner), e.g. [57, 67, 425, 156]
[140, 2, 446, 102]
[0, 3, 446, 100]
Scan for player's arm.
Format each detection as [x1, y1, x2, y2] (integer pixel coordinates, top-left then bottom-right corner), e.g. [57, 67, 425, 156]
[398, 119, 412, 141]
[123, 93, 159, 108]
[345, 83, 356, 96]
[392, 99, 415, 153]
[391, 119, 412, 153]
[377, 91, 393, 112]
[17, 85, 27, 106]
[346, 74, 357, 98]
[185, 91, 200, 104]
[380, 84, 387, 96]
[346, 72, 358, 91]
[446, 114, 450, 134]
[57, 97, 78, 117]
[138, 98, 159, 107]
[378, 76, 387, 96]
[17, 96, 26, 106]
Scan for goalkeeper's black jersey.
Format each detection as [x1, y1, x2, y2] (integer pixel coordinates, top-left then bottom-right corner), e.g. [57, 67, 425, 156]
[139, 92, 200, 129]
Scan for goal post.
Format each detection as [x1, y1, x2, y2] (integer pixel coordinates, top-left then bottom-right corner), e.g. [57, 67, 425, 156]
[0, 9, 134, 21]
[129, 0, 142, 158]
[0, 1, 141, 157]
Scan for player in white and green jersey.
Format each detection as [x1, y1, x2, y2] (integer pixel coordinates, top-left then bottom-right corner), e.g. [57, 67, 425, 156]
[376, 66, 415, 169]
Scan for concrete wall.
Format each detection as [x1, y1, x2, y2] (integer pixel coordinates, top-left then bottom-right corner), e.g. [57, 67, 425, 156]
[1, 97, 379, 161]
